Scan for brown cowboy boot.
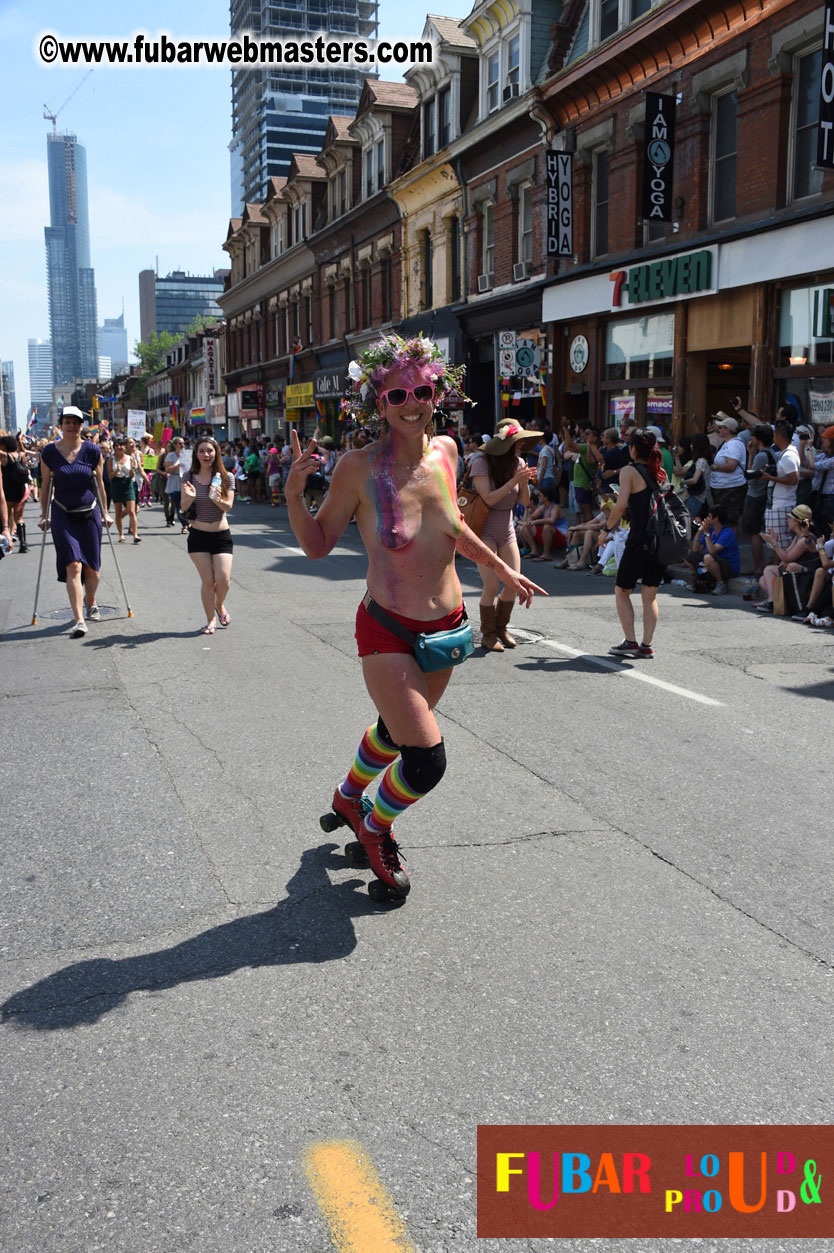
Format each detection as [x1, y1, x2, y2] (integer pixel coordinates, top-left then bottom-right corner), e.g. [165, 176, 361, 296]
[479, 603, 504, 652]
[495, 599, 517, 647]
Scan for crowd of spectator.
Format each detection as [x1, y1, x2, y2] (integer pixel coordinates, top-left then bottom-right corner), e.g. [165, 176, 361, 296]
[2, 401, 833, 626]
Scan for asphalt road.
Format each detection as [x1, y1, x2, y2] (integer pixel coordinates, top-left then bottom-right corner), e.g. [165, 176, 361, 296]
[1, 497, 833, 1253]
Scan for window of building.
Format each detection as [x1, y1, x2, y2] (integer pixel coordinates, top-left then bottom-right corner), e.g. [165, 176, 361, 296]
[599, 0, 619, 40]
[272, 221, 284, 259]
[507, 35, 520, 90]
[604, 313, 675, 381]
[778, 285, 834, 367]
[365, 149, 374, 198]
[482, 202, 495, 279]
[592, 151, 610, 257]
[283, 305, 290, 354]
[487, 52, 500, 114]
[423, 230, 433, 309]
[361, 265, 372, 327]
[438, 87, 451, 147]
[344, 274, 352, 330]
[306, 292, 313, 343]
[376, 139, 385, 191]
[292, 202, 307, 245]
[338, 168, 347, 215]
[519, 184, 533, 265]
[710, 90, 738, 223]
[791, 47, 824, 202]
[631, 0, 651, 19]
[450, 217, 461, 302]
[329, 283, 337, 339]
[380, 256, 392, 323]
[423, 98, 436, 158]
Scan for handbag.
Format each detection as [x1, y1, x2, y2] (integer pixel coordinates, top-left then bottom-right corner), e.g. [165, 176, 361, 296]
[456, 465, 489, 537]
[772, 570, 814, 617]
[362, 593, 474, 673]
[53, 498, 96, 523]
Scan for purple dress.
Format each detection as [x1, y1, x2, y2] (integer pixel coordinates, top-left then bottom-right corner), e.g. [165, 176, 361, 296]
[41, 441, 103, 582]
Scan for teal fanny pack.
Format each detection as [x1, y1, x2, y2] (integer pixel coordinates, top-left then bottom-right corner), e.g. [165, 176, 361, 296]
[362, 593, 474, 673]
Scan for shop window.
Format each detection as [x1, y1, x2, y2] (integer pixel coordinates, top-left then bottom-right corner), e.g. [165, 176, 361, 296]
[710, 90, 738, 223]
[592, 151, 610, 258]
[790, 48, 824, 202]
[778, 286, 834, 368]
[604, 313, 675, 381]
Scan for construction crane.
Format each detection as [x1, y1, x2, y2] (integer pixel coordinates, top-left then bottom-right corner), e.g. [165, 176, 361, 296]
[43, 70, 93, 134]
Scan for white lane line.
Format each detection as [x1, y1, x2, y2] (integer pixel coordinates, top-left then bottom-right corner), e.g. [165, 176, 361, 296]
[538, 638, 724, 706]
[263, 538, 362, 559]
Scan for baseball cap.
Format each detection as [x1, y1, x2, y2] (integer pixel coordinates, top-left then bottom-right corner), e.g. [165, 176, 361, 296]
[713, 413, 739, 432]
[59, 405, 86, 422]
[646, 425, 667, 443]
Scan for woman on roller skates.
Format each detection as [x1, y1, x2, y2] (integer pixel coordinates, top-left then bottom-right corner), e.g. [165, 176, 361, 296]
[286, 335, 546, 900]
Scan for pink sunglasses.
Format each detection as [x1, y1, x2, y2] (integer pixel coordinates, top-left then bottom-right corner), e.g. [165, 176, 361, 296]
[379, 384, 435, 407]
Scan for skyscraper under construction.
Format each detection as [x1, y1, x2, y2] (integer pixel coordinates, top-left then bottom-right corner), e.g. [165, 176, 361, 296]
[44, 131, 99, 385]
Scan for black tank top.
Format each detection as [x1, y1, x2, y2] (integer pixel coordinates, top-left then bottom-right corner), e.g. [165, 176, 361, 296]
[625, 468, 653, 543]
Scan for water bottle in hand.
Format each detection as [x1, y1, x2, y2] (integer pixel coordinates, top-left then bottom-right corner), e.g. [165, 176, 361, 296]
[209, 472, 222, 502]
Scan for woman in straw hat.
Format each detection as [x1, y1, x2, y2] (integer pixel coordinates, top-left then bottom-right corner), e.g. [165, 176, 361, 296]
[468, 420, 539, 651]
[285, 335, 546, 900]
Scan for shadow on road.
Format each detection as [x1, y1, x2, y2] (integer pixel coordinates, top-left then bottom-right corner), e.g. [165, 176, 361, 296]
[1, 844, 391, 1032]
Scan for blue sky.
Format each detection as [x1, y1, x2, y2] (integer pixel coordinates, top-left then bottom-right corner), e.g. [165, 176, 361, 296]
[0, 0, 472, 418]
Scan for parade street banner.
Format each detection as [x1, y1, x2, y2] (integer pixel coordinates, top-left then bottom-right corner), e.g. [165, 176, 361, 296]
[819, 0, 834, 168]
[643, 92, 676, 222]
[546, 151, 573, 256]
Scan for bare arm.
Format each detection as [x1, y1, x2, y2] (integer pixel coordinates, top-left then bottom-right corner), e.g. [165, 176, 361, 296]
[455, 524, 547, 607]
[472, 468, 532, 509]
[604, 467, 634, 531]
[286, 433, 359, 559]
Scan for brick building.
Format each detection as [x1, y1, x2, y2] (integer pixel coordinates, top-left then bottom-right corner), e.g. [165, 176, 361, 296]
[538, 0, 834, 433]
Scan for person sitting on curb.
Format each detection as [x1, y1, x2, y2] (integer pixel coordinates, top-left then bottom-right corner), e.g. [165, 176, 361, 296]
[516, 485, 565, 561]
[554, 496, 616, 570]
[683, 503, 740, 595]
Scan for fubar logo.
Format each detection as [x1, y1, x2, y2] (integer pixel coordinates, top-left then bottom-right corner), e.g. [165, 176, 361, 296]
[477, 1125, 832, 1238]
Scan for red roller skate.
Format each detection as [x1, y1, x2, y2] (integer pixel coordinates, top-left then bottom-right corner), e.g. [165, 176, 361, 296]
[358, 818, 410, 901]
[319, 788, 373, 867]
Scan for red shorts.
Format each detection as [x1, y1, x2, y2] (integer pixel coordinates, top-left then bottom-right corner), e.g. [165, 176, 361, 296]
[355, 599, 464, 658]
[534, 524, 566, 548]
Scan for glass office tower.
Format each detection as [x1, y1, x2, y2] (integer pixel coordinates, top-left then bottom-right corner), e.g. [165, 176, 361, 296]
[44, 132, 99, 384]
[229, 0, 379, 212]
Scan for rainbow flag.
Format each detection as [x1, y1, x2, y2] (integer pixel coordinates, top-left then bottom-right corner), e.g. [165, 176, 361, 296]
[190, 406, 206, 421]
[315, 399, 326, 421]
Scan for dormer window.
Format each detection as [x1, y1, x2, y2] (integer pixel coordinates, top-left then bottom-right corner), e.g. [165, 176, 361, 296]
[272, 221, 284, 259]
[338, 169, 347, 216]
[376, 139, 385, 190]
[423, 98, 436, 158]
[365, 149, 374, 198]
[438, 87, 451, 148]
[591, 0, 655, 47]
[292, 201, 307, 245]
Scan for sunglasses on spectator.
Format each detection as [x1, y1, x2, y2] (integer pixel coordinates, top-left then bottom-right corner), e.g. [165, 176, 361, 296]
[379, 385, 435, 407]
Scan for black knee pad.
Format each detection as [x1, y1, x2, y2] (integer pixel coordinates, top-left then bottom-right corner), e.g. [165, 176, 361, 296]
[399, 740, 447, 795]
[375, 716, 398, 752]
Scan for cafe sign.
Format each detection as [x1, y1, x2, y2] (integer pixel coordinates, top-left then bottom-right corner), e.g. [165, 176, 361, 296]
[610, 247, 717, 309]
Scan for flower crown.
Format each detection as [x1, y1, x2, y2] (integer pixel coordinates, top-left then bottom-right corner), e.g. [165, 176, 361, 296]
[341, 333, 471, 424]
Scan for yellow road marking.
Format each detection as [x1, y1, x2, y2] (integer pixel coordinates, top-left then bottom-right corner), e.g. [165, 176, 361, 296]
[303, 1139, 415, 1253]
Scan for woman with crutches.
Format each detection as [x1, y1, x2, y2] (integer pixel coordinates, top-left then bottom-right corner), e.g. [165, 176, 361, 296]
[38, 407, 113, 638]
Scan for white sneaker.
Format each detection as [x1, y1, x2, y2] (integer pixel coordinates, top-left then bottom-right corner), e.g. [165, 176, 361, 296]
[712, 581, 728, 595]
[86, 604, 101, 621]
[69, 620, 88, 638]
